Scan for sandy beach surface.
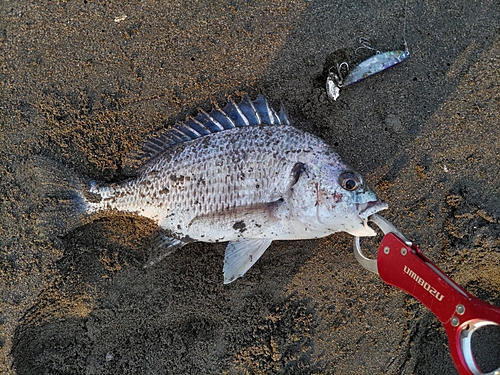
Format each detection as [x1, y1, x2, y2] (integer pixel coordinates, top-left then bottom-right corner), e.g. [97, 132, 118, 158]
[1, 0, 499, 374]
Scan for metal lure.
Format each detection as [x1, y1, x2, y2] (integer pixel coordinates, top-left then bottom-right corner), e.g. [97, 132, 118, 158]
[342, 49, 409, 86]
[326, 61, 349, 101]
[326, 72, 341, 101]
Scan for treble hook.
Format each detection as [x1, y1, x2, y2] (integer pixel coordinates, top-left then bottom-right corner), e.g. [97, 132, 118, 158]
[337, 61, 349, 79]
[326, 61, 349, 87]
[355, 37, 381, 56]
[326, 61, 350, 101]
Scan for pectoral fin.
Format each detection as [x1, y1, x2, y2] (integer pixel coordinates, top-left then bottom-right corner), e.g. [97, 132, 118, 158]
[187, 200, 284, 233]
[223, 239, 273, 284]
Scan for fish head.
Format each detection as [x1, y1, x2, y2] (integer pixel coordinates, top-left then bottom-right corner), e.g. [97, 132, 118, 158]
[288, 161, 387, 237]
[317, 165, 388, 236]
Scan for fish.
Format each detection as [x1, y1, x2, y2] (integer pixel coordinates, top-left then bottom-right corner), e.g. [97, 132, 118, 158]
[37, 94, 388, 284]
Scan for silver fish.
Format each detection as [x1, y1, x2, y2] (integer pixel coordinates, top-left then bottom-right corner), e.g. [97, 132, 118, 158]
[41, 95, 388, 284]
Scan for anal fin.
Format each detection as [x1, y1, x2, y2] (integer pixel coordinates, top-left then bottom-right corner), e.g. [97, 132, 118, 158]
[144, 231, 187, 268]
[223, 239, 272, 284]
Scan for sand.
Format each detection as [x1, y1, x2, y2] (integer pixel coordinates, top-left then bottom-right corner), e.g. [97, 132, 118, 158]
[1, 0, 499, 374]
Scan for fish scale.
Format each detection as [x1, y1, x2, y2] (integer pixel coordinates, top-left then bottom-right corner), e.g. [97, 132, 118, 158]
[94, 127, 307, 225]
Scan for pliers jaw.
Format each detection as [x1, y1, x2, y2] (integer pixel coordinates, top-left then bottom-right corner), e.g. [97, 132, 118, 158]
[353, 214, 410, 274]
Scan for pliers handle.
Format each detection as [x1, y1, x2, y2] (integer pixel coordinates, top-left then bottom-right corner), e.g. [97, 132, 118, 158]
[354, 214, 500, 375]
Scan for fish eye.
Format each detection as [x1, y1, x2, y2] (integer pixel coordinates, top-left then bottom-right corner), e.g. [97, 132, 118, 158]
[339, 171, 361, 191]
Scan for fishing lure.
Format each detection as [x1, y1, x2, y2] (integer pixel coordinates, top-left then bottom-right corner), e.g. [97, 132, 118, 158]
[326, 62, 348, 101]
[326, 38, 409, 101]
[342, 48, 409, 86]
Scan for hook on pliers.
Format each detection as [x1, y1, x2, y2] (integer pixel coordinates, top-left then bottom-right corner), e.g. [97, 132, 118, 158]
[354, 214, 411, 274]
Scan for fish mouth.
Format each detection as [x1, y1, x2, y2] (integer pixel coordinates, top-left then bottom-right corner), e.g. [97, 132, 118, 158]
[343, 200, 388, 237]
[357, 200, 389, 227]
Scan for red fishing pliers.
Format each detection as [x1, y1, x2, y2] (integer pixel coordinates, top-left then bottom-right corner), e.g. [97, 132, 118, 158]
[354, 214, 500, 375]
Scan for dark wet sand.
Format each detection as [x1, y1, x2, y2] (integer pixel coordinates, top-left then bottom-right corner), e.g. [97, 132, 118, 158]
[1, 0, 499, 374]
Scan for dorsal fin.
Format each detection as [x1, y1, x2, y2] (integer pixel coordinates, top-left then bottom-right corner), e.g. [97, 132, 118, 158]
[124, 94, 291, 173]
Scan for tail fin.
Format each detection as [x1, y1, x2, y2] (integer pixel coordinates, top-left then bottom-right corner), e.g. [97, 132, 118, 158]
[30, 156, 89, 237]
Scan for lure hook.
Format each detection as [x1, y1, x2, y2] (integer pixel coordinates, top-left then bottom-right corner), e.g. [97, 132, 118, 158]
[355, 37, 381, 56]
[335, 61, 349, 83]
[327, 61, 349, 87]
[326, 61, 349, 101]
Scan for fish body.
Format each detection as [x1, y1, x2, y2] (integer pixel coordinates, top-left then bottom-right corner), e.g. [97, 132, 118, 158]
[45, 95, 387, 283]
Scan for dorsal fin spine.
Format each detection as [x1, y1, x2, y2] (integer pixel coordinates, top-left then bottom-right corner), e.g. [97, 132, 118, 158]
[254, 94, 275, 124]
[210, 108, 228, 130]
[179, 123, 202, 138]
[232, 99, 250, 126]
[247, 97, 261, 124]
[270, 107, 279, 124]
[278, 105, 290, 126]
[239, 95, 260, 125]
[189, 115, 212, 135]
[166, 132, 180, 143]
[210, 107, 235, 130]
[172, 128, 190, 141]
